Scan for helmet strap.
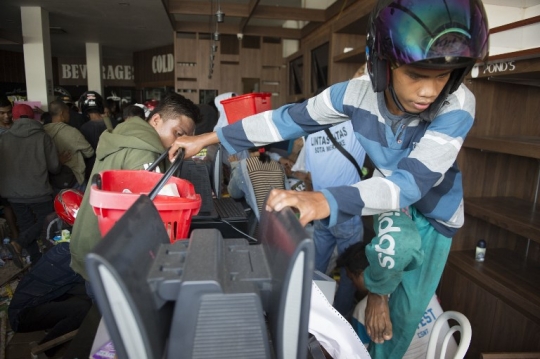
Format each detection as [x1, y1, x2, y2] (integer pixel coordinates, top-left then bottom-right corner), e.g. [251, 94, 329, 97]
[388, 82, 408, 114]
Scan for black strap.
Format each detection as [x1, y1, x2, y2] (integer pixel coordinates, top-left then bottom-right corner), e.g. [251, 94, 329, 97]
[307, 334, 327, 359]
[324, 128, 364, 179]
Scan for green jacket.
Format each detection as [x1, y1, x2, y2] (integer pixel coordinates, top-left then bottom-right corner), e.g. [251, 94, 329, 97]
[70, 117, 165, 280]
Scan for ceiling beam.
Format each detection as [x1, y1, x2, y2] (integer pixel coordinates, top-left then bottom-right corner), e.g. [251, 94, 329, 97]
[254, 6, 325, 22]
[301, 0, 370, 37]
[239, 0, 261, 33]
[168, 1, 247, 17]
[167, 0, 325, 22]
[242, 25, 302, 39]
[175, 21, 238, 34]
[174, 21, 301, 39]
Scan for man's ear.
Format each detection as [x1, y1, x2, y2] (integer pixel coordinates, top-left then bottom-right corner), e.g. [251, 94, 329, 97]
[148, 113, 161, 128]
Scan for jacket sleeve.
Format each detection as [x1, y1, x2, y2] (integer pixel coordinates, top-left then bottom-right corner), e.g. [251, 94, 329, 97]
[121, 149, 162, 171]
[45, 134, 62, 174]
[70, 127, 95, 158]
[363, 208, 424, 295]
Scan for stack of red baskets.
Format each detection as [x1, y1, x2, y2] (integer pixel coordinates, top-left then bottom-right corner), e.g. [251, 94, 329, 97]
[89, 170, 201, 243]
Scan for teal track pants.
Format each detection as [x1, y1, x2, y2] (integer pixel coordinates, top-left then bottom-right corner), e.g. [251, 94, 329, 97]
[365, 207, 452, 359]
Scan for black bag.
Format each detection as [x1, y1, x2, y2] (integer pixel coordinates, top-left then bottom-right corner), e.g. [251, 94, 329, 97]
[50, 165, 77, 189]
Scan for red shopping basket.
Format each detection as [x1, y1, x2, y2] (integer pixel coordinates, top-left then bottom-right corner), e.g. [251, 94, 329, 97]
[89, 150, 201, 243]
[221, 92, 272, 124]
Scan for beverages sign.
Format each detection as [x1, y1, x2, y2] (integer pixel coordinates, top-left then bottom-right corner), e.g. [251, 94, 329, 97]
[58, 58, 135, 87]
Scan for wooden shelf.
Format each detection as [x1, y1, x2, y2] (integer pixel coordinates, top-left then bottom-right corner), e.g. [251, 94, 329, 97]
[448, 249, 540, 323]
[333, 13, 369, 35]
[465, 197, 540, 244]
[464, 135, 540, 159]
[333, 47, 365, 63]
[472, 48, 540, 86]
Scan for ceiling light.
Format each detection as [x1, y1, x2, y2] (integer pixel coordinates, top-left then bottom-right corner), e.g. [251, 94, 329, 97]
[216, 10, 225, 23]
[213, 31, 220, 41]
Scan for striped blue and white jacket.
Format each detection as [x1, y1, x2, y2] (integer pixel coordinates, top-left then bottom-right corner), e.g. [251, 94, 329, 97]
[218, 76, 475, 237]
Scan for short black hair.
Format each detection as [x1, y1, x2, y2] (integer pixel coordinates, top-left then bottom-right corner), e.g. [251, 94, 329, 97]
[49, 100, 68, 117]
[123, 104, 146, 120]
[147, 93, 201, 125]
[336, 241, 369, 276]
[0, 95, 12, 108]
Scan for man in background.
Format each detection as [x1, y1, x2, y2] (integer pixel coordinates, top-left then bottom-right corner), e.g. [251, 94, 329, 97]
[0, 104, 68, 266]
[0, 95, 19, 240]
[45, 100, 94, 192]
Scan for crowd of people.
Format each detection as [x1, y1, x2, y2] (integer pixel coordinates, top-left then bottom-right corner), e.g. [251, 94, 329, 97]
[0, 0, 490, 357]
[0, 89, 203, 355]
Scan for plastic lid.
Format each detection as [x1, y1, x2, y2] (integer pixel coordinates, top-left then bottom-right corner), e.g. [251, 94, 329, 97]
[477, 239, 486, 248]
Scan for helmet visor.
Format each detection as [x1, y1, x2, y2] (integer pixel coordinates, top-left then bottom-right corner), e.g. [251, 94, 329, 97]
[375, 0, 489, 69]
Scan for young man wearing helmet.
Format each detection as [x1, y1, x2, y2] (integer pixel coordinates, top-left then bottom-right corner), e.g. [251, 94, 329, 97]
[69, 93, 200, 286]
[78, 91, 115, 183]
[79, 91, 110, 150]
[168, 0, 489, 357]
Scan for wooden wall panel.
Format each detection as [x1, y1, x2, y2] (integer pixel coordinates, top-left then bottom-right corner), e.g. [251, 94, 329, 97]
[175, 33, 282, 104]
[239, 48, 261, 79]
[451, 215, 520, 251]
[440, 265, 540, 358]
[439, 268, 496, 359]
[330, 61, 359, 84]
[176, 62, 197, 79]
[219, 63, 241, 95]
[261, 42, 282, 67]
[331, 33, 364, 57]
[489, 301, 540, 353]
[458, 150, 537, 199]
[466, 79, 540, 137]
[197, 39, 221, 90]
[261, 67, 281, 82]
[175, 36, 197, 63]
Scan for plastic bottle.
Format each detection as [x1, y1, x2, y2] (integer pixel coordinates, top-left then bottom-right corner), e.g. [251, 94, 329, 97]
[475, 239, 486, 262]
[53, 229, 71, 244]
